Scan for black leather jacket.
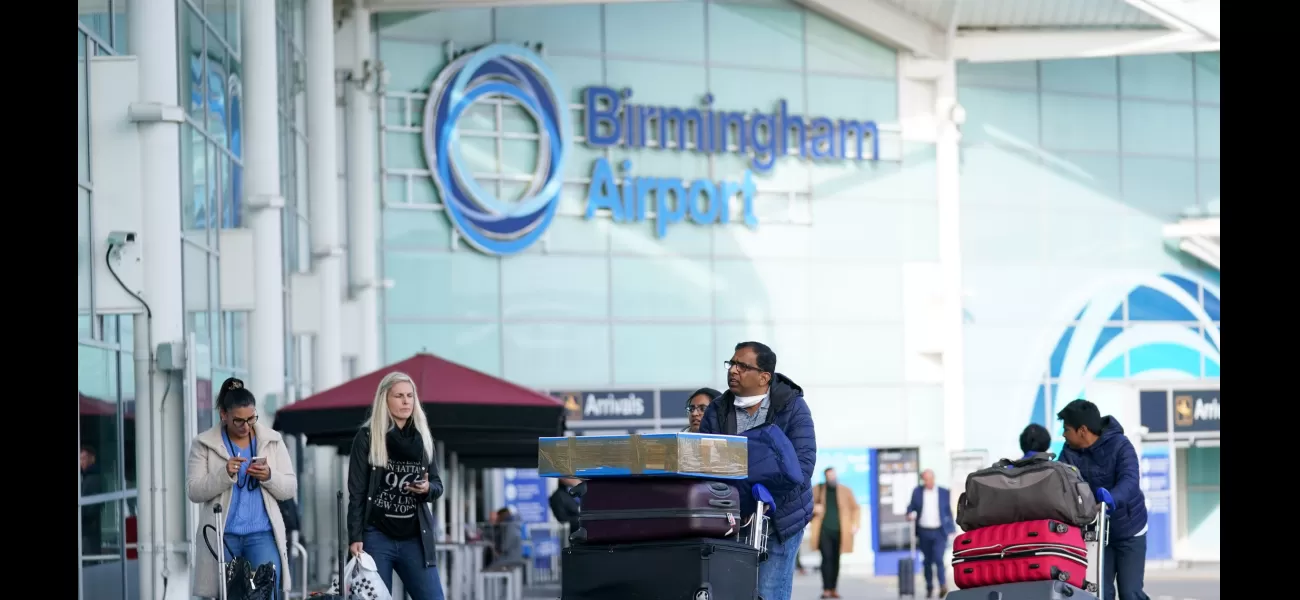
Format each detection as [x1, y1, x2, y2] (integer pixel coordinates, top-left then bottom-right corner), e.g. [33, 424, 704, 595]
[346, 427, 444, 567]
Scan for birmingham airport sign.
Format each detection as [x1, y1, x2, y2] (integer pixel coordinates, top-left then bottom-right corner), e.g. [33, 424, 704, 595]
[422, 44, 880, 256]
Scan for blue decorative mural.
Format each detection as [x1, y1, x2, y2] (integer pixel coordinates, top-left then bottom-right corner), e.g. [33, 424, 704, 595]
[1030, 272, 1220, 432]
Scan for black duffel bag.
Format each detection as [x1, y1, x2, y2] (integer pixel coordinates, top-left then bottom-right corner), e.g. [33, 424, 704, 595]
[955, 453, 1099, 531]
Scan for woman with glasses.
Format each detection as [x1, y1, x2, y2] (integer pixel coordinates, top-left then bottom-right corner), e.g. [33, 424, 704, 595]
[683, 387, 721, 432]
[187, 377, 298, 600]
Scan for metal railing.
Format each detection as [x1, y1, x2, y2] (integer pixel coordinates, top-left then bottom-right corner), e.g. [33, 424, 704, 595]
[477, 570, 523, 600]
[286, 531, 309, 600]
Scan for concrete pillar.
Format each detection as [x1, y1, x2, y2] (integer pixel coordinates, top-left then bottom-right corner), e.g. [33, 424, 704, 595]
[345, 0, 381, 371]
[242, 0, 287, 407]
[307, 0, 346, 583]
[935, 59, 967, 452]
[128, 0, 185, 596]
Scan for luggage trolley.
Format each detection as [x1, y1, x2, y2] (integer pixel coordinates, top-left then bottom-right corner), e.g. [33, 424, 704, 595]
[1081, 503, 1108, 595]
[945, 504, 1110, 600]
[560, 482, 776, 600]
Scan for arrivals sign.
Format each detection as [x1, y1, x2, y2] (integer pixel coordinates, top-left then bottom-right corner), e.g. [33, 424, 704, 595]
[422, 44, 881, 255]
[555, 389, 655, 422]
[1140, 390, 1220, 434]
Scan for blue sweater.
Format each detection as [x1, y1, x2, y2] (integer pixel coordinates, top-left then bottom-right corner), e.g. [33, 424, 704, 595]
[1057, 416, 1148, 540]
[700, 374, 817, 542]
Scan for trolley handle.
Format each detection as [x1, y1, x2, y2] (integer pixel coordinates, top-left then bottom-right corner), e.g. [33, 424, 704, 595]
[214, 504, 227, 600]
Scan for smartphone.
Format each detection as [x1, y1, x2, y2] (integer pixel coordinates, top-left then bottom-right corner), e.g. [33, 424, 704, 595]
[249, 456, 268, 468]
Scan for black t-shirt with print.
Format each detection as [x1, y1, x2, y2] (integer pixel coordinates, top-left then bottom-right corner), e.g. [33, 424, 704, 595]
[367, 422, 427, 540]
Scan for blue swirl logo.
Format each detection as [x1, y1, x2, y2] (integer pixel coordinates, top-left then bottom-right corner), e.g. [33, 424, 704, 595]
[422, 44, 571, 256]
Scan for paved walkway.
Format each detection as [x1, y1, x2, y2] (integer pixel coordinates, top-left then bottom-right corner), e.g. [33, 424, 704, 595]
[521, 566, 1220, 599]
[791, 569, 1221, 600]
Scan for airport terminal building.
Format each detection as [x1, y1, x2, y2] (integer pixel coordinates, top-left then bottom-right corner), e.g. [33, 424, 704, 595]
[78, 0, 1220, 597]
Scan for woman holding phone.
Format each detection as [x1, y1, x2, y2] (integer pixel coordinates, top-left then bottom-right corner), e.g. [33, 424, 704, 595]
[346, 371, 446, 600]
[186, 377, 297, 599]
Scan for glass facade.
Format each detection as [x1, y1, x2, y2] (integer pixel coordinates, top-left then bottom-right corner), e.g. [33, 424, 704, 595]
[180, 0, 249, 428]
[277, 0, 311, 407]
[957, 54, 1221, 560]
[956, 53, 1222, 456]
[80, 1, 313, 595]
[375, 1, 945, 456]
[79, 5, 139, 598]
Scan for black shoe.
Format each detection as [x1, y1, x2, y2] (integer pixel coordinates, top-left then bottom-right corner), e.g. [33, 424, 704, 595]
[939, 586, 948, 598]
[926, 590, 934, 599]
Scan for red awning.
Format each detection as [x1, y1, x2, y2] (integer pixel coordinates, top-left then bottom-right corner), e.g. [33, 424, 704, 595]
[79, 393, 134, 420]
[274, 353, 565, 468]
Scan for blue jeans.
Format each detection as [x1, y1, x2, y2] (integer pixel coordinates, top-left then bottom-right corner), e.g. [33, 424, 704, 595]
[224, 531, 281, 600]
[1102, 534, 1149, 600]
[758, 528, 803, 600]
[363, 527, 445, 600]
[917, 527, 948, 590]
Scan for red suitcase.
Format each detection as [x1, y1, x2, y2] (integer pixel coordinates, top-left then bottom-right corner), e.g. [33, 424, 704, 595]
[952, 519, 1089, 590]
[574, 478, 742, 544]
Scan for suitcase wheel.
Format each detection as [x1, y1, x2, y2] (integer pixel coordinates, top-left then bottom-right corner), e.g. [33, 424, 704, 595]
[1051, 522, 1068, 534]
[1086, 582, 1098, 594]
[1084, 531, 1097, 542]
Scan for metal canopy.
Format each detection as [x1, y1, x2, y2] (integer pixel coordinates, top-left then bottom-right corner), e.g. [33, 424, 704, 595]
[793, 0, 1219, 62]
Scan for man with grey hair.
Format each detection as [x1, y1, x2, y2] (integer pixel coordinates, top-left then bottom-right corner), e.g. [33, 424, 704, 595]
[905, 469, 956, 598]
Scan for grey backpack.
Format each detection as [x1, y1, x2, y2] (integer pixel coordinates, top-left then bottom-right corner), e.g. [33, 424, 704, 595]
[955, 453, 1099, 531]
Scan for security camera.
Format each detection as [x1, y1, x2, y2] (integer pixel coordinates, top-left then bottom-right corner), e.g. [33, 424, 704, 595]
[107, 231, 137, 248]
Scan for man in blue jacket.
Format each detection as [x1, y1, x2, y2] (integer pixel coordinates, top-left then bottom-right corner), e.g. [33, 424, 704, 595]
[905, 469, 956, 598]
[1056, 399, 1149, 600]
[700, 341, 816, 600]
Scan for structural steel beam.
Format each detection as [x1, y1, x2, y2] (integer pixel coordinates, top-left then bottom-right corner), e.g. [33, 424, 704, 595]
[955, 29, 1218, 63]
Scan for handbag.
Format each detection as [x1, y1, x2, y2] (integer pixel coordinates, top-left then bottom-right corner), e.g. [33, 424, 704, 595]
[203, 523, 276, 600]
[322, 552, 392, 600]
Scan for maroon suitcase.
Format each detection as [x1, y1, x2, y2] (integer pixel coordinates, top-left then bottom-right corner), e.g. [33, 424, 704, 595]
[575, 479, 742, 544]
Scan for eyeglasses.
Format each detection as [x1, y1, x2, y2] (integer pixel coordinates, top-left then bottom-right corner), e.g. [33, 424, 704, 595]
[686, 405, 709, 414]
[724, 360, 763, 373]
[230, 414, 259, 427]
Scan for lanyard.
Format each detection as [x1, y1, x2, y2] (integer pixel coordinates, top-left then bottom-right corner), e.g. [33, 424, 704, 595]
[223, 429, 260, 491]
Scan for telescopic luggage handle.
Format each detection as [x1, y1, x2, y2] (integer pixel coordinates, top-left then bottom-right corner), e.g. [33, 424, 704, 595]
[749, 484, 775, 559]
[214, 504, 227, 600]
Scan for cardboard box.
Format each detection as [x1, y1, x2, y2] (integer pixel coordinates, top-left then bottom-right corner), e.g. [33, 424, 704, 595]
[537, 432, 748, 480]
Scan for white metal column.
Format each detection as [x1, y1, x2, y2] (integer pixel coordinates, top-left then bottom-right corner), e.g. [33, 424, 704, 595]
[128, 0, 185, 597]
[242, 0, 287, 408]
[935, 58, 967, 452]
[345, 0, 381, 371]
[306, 0, 346, 585]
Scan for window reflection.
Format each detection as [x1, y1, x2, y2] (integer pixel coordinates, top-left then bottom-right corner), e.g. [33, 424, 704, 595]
[187, 52, 243, 230]
[81, 499, 128, 600]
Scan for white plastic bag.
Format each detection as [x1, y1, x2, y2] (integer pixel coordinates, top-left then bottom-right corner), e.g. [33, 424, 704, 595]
[344, 552, 392, 600]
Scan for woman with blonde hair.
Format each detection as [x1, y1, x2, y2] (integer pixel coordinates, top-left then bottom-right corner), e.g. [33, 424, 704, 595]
[345, 372, 446, 600]
[187, 377, 297, 599]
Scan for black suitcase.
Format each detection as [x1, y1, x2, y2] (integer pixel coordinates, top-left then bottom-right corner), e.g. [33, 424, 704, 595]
[561, 538, 760, 600]
[573, 478, 741, 544]
[945, 580, 1099, 599]
[898, 530, 916, 597]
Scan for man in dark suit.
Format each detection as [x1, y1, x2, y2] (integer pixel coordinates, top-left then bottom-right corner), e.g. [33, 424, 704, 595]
[906, 469, 956, 598]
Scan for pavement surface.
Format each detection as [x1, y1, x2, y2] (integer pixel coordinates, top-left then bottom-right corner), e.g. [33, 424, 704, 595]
[790, 568, 1221, 600]
[521, 565, 1220, 599]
